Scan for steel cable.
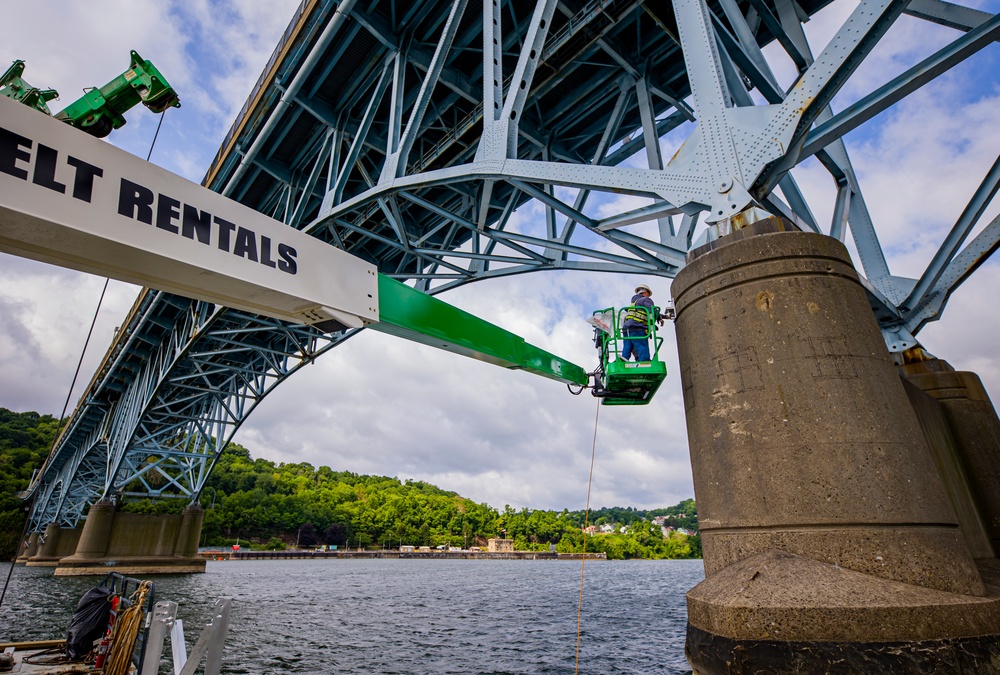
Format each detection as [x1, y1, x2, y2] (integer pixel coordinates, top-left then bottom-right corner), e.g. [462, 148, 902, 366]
[0, 278, 109, 610]
[575, 397, 600, 674]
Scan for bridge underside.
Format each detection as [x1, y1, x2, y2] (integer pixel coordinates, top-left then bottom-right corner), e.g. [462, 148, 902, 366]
[21, 0, 1000, 540]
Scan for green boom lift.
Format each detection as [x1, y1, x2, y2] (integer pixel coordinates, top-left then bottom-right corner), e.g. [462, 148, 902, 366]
[1, 50, 179, 137]
[582, 302, 673, 405]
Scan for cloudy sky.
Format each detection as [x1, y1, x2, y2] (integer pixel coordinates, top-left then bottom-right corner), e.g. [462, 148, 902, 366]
[2, 0, 999, 513]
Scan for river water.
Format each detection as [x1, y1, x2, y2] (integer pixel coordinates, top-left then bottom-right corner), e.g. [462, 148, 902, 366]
[1, 558, 704, 673]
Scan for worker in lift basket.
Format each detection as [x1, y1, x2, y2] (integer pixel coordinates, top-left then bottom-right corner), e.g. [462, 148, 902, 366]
[620, 284, 664, 362]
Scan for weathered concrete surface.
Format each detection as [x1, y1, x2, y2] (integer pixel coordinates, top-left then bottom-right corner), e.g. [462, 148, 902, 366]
[24, 524, 81, 566]
[902, 359, 1000, 558]
[688, 628, 1000, 674]
[687, 549, 1000, 642]
[70, 500, 116, 560]
[55, 502, 205, 576]
[174, 504, 205, 558]
[673, 224, 980, 593]
[687, 555, 1000, 673]
[901, 376, 994, 559]
[672, 222, 1000, 672]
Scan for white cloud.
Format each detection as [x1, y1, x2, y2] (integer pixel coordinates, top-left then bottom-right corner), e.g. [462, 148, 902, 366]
[0, 254, 140, 415]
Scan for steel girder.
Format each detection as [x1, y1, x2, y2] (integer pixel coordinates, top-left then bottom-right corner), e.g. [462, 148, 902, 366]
[24, 290, 344, 530]
[24, 0, 1000, 530]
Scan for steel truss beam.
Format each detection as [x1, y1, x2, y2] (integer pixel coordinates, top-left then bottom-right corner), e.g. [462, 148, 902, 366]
[26, 293, 345, 529]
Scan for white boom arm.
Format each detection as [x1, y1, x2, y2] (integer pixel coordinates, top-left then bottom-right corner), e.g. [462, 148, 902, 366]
[0, 95, 377, 331]
[0, 96, 589, 386]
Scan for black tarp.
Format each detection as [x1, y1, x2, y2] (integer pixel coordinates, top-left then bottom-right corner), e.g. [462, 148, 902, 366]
[65, 585, 111, 659]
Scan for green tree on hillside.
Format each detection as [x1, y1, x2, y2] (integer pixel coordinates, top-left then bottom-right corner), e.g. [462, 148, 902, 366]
[0, 410, 700, 561]
[0, 409, 59, 559]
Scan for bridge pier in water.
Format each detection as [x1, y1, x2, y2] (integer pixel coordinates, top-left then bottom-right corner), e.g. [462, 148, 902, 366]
[23, 524, 81, 566]
[671, 221, 1000, 673]
[901, 360, 1000, 558]
[52, 501, 206, 576]
[14, 532, 41, 563]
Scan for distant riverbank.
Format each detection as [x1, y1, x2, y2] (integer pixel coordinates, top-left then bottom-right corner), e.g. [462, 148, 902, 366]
[207, 548, 607, 561]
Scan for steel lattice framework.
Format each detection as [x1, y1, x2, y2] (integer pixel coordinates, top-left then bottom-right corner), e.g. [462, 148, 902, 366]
[22, 0, 1000, 531]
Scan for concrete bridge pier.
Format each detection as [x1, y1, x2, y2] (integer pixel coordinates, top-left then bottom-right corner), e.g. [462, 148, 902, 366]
[901, 359, 1000, 559]
[14, 532, 40, 563]
[175, 504, 206, 559]
[25, 523, 82, 566]
[671, 220, 1000, 673]
[54, 501, 206, 576]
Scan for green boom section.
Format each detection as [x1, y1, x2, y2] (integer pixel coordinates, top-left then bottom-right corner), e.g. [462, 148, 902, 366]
[372, 275, 588, 386]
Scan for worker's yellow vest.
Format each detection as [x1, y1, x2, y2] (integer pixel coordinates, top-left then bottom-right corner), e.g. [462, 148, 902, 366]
[624, 305, 648, 325]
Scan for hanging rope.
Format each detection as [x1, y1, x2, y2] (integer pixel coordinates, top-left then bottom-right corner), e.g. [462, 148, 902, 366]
[146, 109, 167, 162]
[574, 397, 601, 674]
[0, 278, 109, 610]
[0, 109, 169, 610]
[104, 580, 152, 675]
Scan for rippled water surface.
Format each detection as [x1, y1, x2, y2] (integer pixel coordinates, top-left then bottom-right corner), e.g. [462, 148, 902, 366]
[1, 558, 703, 673]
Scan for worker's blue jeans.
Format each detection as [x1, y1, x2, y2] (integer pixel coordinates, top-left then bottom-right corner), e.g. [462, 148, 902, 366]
[621, 327, 650, 361]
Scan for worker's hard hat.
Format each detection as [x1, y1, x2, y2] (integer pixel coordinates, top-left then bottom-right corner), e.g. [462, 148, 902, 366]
[635, 284, 652, 295]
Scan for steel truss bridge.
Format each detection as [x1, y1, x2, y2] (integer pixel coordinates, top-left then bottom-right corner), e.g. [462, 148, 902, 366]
[22, 0, 1000, 532]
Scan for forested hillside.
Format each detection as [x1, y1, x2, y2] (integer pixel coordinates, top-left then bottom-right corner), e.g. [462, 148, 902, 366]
[0, 408, 700, 560]
[0, 409, 59, 559]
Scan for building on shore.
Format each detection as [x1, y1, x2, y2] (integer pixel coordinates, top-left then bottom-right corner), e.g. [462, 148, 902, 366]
[487, 538, 513, 553]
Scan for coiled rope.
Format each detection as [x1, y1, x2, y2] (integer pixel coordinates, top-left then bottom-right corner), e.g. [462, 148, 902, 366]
[104, 580, 152, 675]
[574, 397, 601, 674]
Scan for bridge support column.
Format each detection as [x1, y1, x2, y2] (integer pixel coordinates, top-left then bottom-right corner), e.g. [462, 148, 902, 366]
[56, 501, 205, 576]
[174, 504, 205, 558]
[901, 359, 1000, 559]
[671, 220, 1000, 673]
[14, 532, 40, 563]
[25, 523, 82, 566]
[71, 499, 116, 561]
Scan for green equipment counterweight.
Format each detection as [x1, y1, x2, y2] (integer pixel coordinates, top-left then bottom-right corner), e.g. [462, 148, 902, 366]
[0, 61, 59, 113]
[54, 50, 180, 137]
[1, 50, 179, 138]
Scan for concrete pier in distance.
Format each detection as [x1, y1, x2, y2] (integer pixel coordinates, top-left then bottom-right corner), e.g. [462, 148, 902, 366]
[14, 532, 40, 563]
[53, 501, 206, 576]
[24, 523, 81, 567]
[671, 220, 1000, 673]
